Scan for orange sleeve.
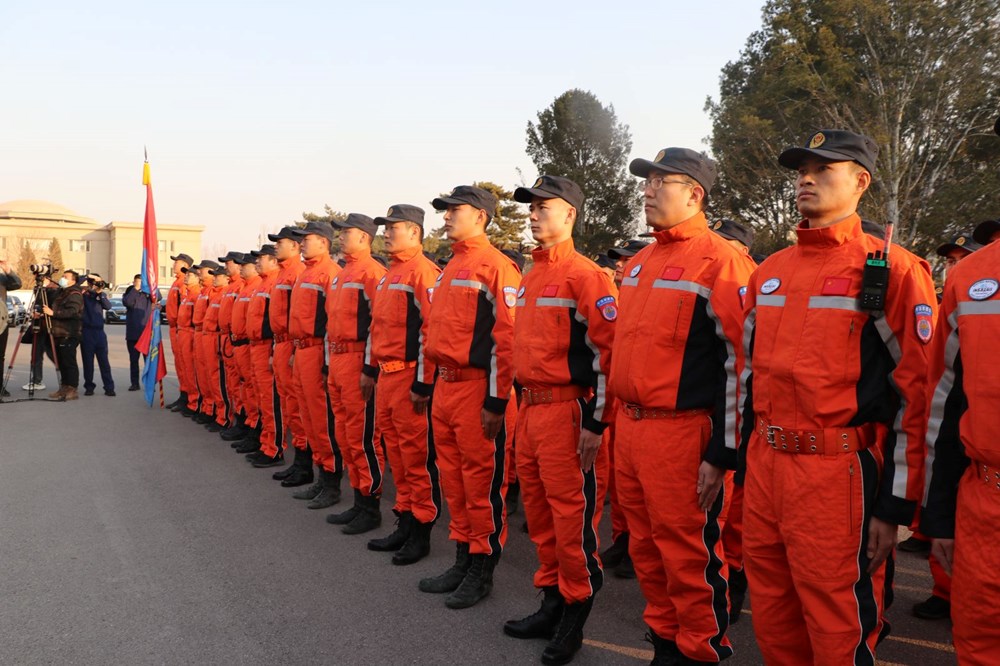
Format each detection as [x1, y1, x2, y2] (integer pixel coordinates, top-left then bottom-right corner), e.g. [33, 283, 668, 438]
[482, 257, 520, 414]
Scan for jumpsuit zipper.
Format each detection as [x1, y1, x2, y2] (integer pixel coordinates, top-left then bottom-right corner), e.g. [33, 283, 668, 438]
[848, 461, 855, 533]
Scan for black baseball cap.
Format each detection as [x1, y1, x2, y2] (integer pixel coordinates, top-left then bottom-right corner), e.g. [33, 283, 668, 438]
[250, 244, 277, 258]
[267, 226, 304, 243]
[332, 213, 377, 238]
[375, 204, 425, 227]
[432, 185, 498, 222]
[234, 253, 255, 265]
[594, 253, 616, 270]
[779, 129, 878, 174]
[608, 239, 650, 260]
[710, 218, 754, 249]
[861, 219, 886, 240]
[936, 233, 983, 257]
[973, 219, 1000, 245]
[500, 249, 525, 272]
[169, 253, 194, 266]
[294, 221, 335, 242]
[514, 175, 584, 211]
[218, 251, 243, 263]
[197, 260, 221, 272]
[210, 266, 228, 276]
[629, 147, 717, 193]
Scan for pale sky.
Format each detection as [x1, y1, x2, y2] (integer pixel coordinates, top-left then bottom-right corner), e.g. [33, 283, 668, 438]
[1, 0, 765, 254]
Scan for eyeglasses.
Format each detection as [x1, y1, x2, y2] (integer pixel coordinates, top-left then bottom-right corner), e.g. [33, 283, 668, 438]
[641, 176, 694, 191]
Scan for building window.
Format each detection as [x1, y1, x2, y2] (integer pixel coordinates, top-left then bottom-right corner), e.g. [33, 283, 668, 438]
[158, 240, 175, 253]
[160, 265, 168, 279]
[69, 240, 91, 252]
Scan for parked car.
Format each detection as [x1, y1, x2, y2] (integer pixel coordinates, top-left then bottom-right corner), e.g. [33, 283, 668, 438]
[6, 295, 26, 327]
[105, 297, 128, 324]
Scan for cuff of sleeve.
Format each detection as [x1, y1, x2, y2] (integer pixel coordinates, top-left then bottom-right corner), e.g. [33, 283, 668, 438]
[582, 415, 607, 435]
[362, 364, 379, 379]
[872, 495, 916, 526]
[483, 395, 509, 415]
[702, 446, 737, 471]
[919, 513, 956, 539]
[411, 381, 434, 397]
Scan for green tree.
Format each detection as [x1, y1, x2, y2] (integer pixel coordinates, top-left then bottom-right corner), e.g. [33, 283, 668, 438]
[476, 181, 528, 249]
[526, 89, 642, 256]
[14, 238, 37, 287]
[298, 205, 348, 253]
[706, 0, 1000, 258]
[47, 237, 65, 272]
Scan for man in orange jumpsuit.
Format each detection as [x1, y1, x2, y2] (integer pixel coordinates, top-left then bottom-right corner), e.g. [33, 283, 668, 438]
[266, 227, 312, 487]
[191, 260, 221, 425]
[231, 255, 262, 454]
[322, 214, 387, 533]
[288, 221, 343, 509]
[175, 264, 201, 417]
[922, 221, 1000, 665]
[610, 148, 752, 664]
[419, 185, 520, 610]
[740, 130, 936, 665]
[364, 204, 442, 564]
[218, 251, 248, 441]
[244, 245, 284, 468]
[201, 265, 231, 432]
[503, 176, 616, 665]
[166, 253, 193, 410]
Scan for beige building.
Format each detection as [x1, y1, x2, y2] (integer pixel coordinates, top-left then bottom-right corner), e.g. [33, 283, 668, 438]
[0, 199, 203, 287]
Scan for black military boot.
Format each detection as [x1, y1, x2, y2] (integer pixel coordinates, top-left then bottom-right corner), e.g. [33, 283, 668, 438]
[280, 454, 315, 487]
[342, 494, 382, 534]
[251, 451, 285, 468]
[645, 630, 681, 665]
[392, 519, 433, 566]
[193, 412, 212, 425]
[325, 489, 361, 523]
[273, 446, 308, 480]
[419, 542, 470, 593]
[614, 552, 636, 579]
[292, 469, 323, 500]
[599, 532, 630, 569]
[504, 586, 564, 639]
[728, 567, 748, 624]
[506, 481, 520, 516]
[235, 438, 260, 454]
[179, 402, 197, 417]
[445, 553, 498, 609]
[368, 511, 413, 551]
[541, 596, 594, 665]
[205, 418, 223, 433]
[167, 392, 187, 410]
[220, 414, 248, 441]
[307, 469, 342, 510]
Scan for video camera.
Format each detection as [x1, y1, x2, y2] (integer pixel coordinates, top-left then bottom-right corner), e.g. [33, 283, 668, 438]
[84, 277, 107, 290]
[29, 263, 57, 277]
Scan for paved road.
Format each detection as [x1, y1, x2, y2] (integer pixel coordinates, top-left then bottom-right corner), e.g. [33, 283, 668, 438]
[0, 326, 957, 664]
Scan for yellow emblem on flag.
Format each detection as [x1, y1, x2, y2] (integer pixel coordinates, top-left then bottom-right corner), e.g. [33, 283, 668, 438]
[956, 236, 966, 246]
[809, 133, 826, 148]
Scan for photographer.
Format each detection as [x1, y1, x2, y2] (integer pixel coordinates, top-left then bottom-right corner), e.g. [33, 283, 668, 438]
[38, 270, 84, 400]
[80, 273, 115, 397]
[25, 275, 58, 392]
[122, 274, 151, 391]
[0, 258, 22, 397]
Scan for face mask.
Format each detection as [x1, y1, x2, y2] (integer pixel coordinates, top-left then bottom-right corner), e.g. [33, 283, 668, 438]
[58, 278, 69, 288]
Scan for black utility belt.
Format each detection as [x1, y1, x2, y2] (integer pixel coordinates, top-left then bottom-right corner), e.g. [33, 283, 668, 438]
[231, 338, 250, 347]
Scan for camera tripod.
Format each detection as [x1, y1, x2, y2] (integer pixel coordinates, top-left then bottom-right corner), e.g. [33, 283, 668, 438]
[0, 278, 63, 402]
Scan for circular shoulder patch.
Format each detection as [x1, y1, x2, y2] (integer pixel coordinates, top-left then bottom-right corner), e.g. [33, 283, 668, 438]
[969, 278, 999, 301]
[629, 264, 642, 278]
[517, 285, 525, 298]
[760, 278, 781, 294]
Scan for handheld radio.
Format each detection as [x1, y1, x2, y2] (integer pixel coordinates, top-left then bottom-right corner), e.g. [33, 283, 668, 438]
[860, 222, 893, 312]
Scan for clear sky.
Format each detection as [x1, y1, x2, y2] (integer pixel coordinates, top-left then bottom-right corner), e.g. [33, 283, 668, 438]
[1, 0, 765, 253]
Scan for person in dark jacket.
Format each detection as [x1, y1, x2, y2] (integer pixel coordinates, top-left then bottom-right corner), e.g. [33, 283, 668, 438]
[40, 270, 84, 400]
[122, 274, 151, 391]
[80, 273, 115, 397]
[0, 258, 23, 397]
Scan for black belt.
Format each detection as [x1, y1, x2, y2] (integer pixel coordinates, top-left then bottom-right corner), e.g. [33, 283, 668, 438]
[231, 338, 250, 347]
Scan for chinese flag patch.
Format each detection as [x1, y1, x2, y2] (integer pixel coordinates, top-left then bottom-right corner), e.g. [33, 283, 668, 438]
[660, 266, 684, 281]
[821, 277, 851, 296]
[542, 285, 558, 297]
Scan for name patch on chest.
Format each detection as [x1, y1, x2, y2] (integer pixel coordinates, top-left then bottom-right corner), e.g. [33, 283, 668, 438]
[969, 279, 999, 301]
[760, 278, 781, 294]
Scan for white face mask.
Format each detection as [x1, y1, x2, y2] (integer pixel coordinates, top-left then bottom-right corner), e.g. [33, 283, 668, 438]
[58, 278, 69, 288]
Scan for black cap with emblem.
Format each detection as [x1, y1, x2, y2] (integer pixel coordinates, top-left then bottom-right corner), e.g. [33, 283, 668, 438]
[250, 244, 277, 258]
[267, 226, 304, 243]
[513, 175, 585, 211]
[293, 221, 336, 242]
[375, 204, 425, 227]
[710, 218, 754, 250]
[607, 239, 651, 260]
[197, 260, 221, 272]
[973, 219, 1000, 245]
[431, 185, 498, 222]
[234, 253, 255, 265]
[779, 129, 878, 174]
[594, 253, 616, 271]
[936, 233, 983, 257]
[332, 213, 377, 239]
[218, 250, 244, 263]
[629, 147, 717, 193]
[170, 253, 194, 266]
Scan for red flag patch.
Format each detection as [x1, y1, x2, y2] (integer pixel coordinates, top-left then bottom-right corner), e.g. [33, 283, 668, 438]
[660, 266, 684, 281]
[542, 284, 559, 297]
[821, 277, 851, 296]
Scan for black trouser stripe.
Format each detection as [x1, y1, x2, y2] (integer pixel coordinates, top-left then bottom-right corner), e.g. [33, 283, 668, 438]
[486, 416, 507, 557]
[576, 398, 603, 595]
[272, 377, 283, 453]
[361, 386, 383, 495]
[852, 449, 880, 666]
[218, 355, 230, 424]
[424, 395, 442, 521]
[326, 393, 342, 473]
[702, 481, 733, 660]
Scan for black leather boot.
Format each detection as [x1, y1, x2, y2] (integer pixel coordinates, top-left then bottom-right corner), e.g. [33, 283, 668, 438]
[599, 532, 630, 569]
[368, 511, 412, 551]
[645, 630, 681, 665]
[292, 468, 323, 500]
[220, 414, 248, 441]
[445, 553, 498, 609]
[419, 542, 470, 593]
[325, 489, 361, 523]
[392, 518, 433, 565]
[307, 469, 342, 510]
[280, 453, 315, 487]
[235, 438, 260, 454]
[167, 392, 187, 410]
[504, 586, 564, 639]
[251, 451, 285, 468]
[728, 567, 748, 624]
[274, 446, 309, 481]
[541, 596, 594, 665]
[506, 481, 520, 516]
[342, 494, 381, 534]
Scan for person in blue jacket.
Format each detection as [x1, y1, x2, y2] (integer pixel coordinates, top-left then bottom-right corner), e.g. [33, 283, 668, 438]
[122, 274, 151, 391]
[80, 273, 115, 396]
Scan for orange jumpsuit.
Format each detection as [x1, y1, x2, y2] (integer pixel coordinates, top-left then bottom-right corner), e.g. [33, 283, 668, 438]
[326, 249, 386, 497]
[922, 240, 1000, 665]
[218, 276, 245, 424]
[367, 245, 442, 523]
[513, 238, 616, 603]
[231, 275, 260, 430]
[202, 285, 230, 427]
[192, 278, 217, 417]
[166, 275, 188, 397]
[178, 283, 201, 411]
[289, 254, 341, 473]
[424, 233, 520, 558]
[247, 267, 282, 457]
[740, 214, 935, 665]
[271, 255, 307, 453]
[609, 212, 753, 662]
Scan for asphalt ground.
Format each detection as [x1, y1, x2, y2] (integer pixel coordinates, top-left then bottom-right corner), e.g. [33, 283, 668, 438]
[0, 325, 957, 665]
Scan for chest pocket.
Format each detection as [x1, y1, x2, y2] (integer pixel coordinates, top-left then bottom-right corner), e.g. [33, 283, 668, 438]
[799, 296, 866, 387]
[649, 280, 699, 348]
